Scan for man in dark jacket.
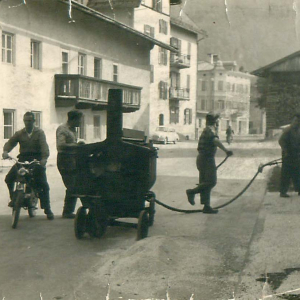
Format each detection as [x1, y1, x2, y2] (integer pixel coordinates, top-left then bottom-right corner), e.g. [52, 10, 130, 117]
[186, 113, 233, 214]
[56, 110, 83, 219]
[279, 113, 300, 197]
[2, 112, 54, 220]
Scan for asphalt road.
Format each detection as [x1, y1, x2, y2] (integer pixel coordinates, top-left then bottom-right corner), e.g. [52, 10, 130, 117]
[0, 141, 281, 300]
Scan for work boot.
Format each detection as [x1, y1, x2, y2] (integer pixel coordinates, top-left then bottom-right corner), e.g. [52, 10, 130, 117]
[280, 193, 290, 198]
[8, 200, 14, 208]
[44, 209, 54, 220]
[203, 205, 218, 214]
[62, 213, 76, 219]
[186, 189, 195, 206]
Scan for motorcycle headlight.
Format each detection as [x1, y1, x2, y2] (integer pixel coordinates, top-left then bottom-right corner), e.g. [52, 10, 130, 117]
[18, 167, 28, 176]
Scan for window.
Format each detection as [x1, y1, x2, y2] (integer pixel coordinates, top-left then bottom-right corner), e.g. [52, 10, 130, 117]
[232, 83, 235, 92]
[201, 99, 206, 110]
[30, 40, 41, 70]
[94, 58, 102, 79]
[226, 82, 231, 91]
[218, 81, 223, 91]
[93, 115, 101, 139]
[170, 37, 181, 52]
[184, 108, 192, 124]
[201, 81, 207, 91]
[152, 0, 162, 12]
[159, 114, 164, 126]
[186, 75, 190, 90]
[159, 19, 168, 34]
[159, 81, 168, 99]
[32, 111, 41, 128]
[170, 107, 179, 124]
[78, 53, 86, 75]
[150, 65, 154, 83]
[198, 118, 202, 128]
[3, 110, 15, 139]
[158, 47, 168, 65]
[187, 42, 191, 59]
[144, 25, 155, 38]
[62, 51, 69, 74]
[2, 32, 13, 64]
[218, 100, 225, 109]
[113, 64, 118, 82]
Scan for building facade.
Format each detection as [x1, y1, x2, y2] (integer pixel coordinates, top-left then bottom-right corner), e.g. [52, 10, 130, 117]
[88, 0, 201, 140]
[0, 0, 173, 163]
[196, 56, 251, 138]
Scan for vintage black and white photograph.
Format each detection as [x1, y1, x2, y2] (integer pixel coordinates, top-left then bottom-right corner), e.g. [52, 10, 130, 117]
[0, 0, 299, 299]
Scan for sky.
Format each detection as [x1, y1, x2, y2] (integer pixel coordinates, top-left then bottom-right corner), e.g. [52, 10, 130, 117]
[182, 0, 300, 72]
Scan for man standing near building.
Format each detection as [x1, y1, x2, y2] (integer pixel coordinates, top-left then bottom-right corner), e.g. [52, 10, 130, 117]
[186, 113, 233, 213]
[279, 113, 300, 198]
[56, 110, 83, 219]
[2, 112, 54, 220]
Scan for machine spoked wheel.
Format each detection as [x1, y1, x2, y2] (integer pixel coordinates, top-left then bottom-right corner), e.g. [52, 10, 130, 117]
[75, 206, 87, 239]
[12, 191, 23, 229]
[28, 195, 38, 218]
[148, 197, 155, 227]
[137, 210, 149, 240]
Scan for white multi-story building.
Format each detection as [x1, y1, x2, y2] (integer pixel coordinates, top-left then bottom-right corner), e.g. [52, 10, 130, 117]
[197, 55, 251, 138]
[0, 0, 173, 162]
[88, 0, 203, 140]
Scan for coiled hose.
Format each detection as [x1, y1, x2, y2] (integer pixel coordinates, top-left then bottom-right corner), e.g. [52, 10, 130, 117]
[154, 157, 282, 213]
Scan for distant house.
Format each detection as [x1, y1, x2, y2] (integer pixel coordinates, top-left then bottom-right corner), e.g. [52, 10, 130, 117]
[252, 51, 300, 137]
[197, 55, 251, 138]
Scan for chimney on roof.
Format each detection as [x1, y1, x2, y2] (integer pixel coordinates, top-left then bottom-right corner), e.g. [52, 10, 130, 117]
[208, 53, 219, 64]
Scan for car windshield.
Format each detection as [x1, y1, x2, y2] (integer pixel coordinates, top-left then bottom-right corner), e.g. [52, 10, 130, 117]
[156, 127, 167, 132]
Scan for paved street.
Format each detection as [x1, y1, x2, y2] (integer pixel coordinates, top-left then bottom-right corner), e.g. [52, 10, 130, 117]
[1, 139, 297, 300]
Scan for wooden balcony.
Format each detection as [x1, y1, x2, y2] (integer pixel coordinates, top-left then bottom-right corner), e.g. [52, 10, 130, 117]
[55, 74, 141, 113]
[169, 87, 190, 100]
[170, 53, 190, 69]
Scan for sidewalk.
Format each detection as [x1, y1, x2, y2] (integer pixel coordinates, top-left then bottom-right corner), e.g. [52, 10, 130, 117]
[237, 191, 300, 299]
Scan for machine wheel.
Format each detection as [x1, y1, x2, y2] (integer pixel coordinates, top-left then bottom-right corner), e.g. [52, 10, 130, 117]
[148, 197, 155, 227]
[28, 194, 38, 218]
[137, 210, 149, 240]
[75, 207, 87, 239]
[88, 207, 108, 239]
[12, 191, 23, 229]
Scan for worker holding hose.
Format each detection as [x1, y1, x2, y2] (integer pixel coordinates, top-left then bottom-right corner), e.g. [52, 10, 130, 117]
[186, 113, 233, 214]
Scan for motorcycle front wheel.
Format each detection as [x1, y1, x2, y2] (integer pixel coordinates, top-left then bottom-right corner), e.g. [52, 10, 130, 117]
[12, 191, 24, 229]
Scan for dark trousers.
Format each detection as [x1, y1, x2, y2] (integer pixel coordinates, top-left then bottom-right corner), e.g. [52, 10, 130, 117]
[57, 153, 77, 214]
[280, 156, 300, 194]
[189, 155, 217, 206]
[5, 164, 51, 210]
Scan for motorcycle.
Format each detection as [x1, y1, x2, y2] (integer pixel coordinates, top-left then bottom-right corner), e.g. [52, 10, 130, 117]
[8, 157, 41, 229]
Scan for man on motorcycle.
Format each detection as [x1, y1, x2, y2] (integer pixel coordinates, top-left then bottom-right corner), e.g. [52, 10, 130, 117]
[2, 112, 54, 220]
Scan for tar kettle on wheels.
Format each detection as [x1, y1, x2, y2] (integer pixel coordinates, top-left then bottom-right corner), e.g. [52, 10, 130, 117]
[68, 89, 157, 241]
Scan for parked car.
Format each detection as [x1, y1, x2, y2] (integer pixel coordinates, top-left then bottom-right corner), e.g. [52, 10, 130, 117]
[151, 126, 179, 144]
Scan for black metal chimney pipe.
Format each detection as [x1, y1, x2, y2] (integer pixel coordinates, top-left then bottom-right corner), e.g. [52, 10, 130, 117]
[106, 89, 123, 141]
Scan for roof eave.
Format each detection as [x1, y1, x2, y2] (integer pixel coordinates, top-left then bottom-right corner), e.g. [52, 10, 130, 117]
[59, 0, 178, 52]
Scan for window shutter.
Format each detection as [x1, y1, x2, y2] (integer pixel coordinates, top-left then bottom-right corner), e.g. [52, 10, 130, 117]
[159, 81, 163, 99]
[170, 37, 178, 48]
[189, 109, 192, 124]
[165, 21, 168, 35]
[164, 82, 168, 99]
[164, 50, 168, 66]
[150, 26, 155, 38]
[178, 39, 182, 53]
[159, 19, 162, 33]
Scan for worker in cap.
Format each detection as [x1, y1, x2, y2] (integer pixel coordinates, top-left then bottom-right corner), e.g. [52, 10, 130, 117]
[186, 112, 233, 213]
[279, 113, 300, 198]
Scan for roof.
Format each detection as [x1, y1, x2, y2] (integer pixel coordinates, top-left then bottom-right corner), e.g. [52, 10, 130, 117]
[251, 50, 300, 77]
[60, 0, 178, 52]
[170, 6, 207, 37]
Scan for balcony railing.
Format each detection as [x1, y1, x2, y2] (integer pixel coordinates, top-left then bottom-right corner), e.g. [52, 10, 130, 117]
[55, 74, 142, 112]
[169, 87, 190, 100]
[170, 53, 190, 69]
